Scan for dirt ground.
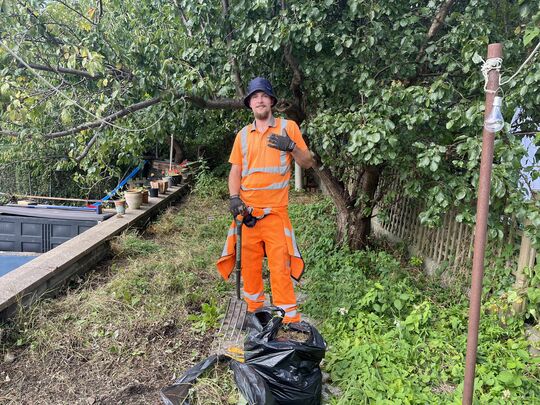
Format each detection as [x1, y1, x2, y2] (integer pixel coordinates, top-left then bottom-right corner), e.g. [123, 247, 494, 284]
[1, 262, 219, 405]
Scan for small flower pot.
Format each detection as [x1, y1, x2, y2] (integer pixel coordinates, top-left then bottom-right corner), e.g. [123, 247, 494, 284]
[141, 190, 149, 204]
[114, 200, 126, 215]
[125, 190, 143, 209]
[170, 174, 181, 186]
[149, 187, 159, 198]
[157, 180, 168, 194]
[163, 176, 173, 188]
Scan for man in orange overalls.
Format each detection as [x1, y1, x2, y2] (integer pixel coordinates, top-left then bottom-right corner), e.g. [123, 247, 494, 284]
[217, 77, 314, 323]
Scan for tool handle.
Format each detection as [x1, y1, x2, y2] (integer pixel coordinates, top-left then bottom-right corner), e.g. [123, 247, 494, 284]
[235, 217, 242, 300]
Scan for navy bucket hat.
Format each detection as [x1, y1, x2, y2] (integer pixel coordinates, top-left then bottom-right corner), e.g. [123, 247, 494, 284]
[243, 77, 277, 108]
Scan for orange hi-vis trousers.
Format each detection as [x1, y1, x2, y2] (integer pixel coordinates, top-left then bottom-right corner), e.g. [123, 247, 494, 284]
[217, 209, 304, 323]
[241, 213, 299, 322]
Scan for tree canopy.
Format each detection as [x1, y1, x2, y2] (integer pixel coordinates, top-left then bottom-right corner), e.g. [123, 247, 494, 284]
[1, 0, 539, 247]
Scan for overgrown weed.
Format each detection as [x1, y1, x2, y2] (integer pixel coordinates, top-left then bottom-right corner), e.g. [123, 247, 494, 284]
[3, 191, 536, 403]
[291, 197, 540, 403]
[111, 230, 161, 256]
[192, 160, 228, 200]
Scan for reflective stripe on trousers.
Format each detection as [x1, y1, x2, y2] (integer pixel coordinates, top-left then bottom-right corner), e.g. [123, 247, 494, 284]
[240, 212, 299, 322]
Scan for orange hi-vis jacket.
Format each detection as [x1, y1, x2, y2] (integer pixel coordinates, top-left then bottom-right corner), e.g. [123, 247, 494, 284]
[216, 207, 305, 282]
[228, 116, 308, 208]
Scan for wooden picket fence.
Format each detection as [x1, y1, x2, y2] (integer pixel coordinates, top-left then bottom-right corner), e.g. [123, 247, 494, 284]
[373, 198, 475, 273]
[371, 179, 533, 277]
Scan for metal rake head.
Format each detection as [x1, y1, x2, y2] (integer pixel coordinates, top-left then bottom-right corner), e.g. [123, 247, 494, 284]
[213, 297, 248, 362]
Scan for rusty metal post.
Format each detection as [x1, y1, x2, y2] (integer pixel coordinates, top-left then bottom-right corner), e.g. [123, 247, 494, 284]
[462, 43, 503, 404]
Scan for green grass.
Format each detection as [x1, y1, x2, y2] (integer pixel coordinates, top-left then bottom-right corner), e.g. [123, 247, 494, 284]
[0, 195, 236, 404]
[1, 192, 538, 404]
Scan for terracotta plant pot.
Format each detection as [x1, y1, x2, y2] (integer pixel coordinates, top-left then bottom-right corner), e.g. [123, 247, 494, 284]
[114, 200, 126, 215]
[125, 190, 143, 209]
[141, 190, 149, 204]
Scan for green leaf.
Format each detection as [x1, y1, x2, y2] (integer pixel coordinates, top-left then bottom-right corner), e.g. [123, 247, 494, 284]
[472, 52, 483, 64]
[523, 26, 540, 46]
[456, 189, 467, 200]
[315, 42, 322, 52]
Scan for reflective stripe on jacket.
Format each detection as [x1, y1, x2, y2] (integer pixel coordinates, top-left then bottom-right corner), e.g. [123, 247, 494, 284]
[216, 207, 305, 281]
[237, 118, 293, 207]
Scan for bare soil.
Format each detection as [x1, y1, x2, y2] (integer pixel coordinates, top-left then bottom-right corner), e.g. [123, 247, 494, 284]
[0, 261, 218, 405]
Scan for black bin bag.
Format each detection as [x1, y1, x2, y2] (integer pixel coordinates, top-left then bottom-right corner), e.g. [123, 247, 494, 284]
[160, 306, 326, 405]
[244, 307, 327, 405]
[160, 354, 275, 405]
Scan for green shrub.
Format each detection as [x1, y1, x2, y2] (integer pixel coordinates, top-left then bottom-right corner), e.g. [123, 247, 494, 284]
[193, 160, 228, 199]
[290, 198, 540, 403]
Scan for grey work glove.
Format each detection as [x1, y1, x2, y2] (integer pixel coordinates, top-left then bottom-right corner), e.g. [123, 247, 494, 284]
[229, 195, 245, 217]
[268, 132, 296, 152]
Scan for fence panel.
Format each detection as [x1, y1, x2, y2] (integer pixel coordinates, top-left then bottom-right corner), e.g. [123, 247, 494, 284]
[372, 179, 528, 275]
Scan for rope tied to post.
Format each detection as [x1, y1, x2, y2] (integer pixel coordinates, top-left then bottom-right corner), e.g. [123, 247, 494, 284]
[480, 57, 502, 94]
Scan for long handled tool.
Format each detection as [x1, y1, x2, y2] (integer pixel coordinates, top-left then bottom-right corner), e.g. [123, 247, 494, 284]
[235, 216, 243, 300]
[213, 215, 248, 361]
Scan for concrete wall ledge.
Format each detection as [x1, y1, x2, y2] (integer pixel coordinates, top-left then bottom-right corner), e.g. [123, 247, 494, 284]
[0, 184, 189, 320]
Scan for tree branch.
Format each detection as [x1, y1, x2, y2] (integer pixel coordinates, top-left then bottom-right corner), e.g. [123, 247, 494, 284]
[172, 0, 193, 38]
[416, 0, 457, 63]
[185, 95, 244, 109]
[311, 152, 351, 211]
[283, 44, 306, 120]
[512, 131, 540, 137]
[75, 131, 101, 162]
[45, 96, 163, 139]
[281, 1, 306, 122]
[53, 0, 96, 26]
[17, 62, 100, 79]
[274, 100, 306, 124]
[1, 81, 308, 146]
[1, 93, 247, 140]
[349, 167, 366, 202]
[16, 59, 134, 82]
[97, 0, 104, 22]
[221, 0, 244, 97]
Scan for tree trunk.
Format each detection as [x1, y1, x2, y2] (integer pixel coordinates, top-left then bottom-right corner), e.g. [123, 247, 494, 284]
[314, 160, 381, 250]
[339, 167, 380, 249]
[167, 136, 184, 163]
